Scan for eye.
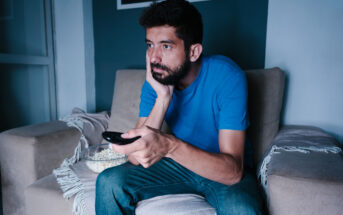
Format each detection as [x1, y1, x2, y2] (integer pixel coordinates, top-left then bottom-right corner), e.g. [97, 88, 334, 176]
[146, 43, 153, 49]
[163, 44, 171, 50]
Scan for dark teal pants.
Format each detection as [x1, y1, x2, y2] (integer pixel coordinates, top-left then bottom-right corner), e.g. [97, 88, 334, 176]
[95, 158, 263, 215]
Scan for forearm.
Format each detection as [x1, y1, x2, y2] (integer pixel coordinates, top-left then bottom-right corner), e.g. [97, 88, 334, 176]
[137, 97, 171, 130]
[167, 137, 243, 185]
[131, 97, 171, 165]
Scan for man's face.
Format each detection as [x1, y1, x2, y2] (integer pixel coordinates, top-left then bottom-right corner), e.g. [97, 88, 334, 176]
[146, 25, 190, 86]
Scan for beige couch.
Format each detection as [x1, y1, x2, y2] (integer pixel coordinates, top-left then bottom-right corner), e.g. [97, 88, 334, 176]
[1, 68, 342, 215]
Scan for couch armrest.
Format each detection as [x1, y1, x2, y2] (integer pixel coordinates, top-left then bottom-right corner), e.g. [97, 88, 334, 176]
[0, 120, 81, 181]
[261, 125, 343, 215]
[0, 120, 81, 214]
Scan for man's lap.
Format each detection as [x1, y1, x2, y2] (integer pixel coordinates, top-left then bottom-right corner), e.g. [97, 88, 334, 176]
[96, 158, 263, 214]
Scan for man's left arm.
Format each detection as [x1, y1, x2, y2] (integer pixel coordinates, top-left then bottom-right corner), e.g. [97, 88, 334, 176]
[166, 129, 245, 185]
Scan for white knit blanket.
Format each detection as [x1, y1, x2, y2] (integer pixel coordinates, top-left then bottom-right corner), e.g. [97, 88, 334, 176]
[53, 108, 110, 215]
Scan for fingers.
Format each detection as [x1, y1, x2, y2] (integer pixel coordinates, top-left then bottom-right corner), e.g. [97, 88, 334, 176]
[111, 135, 160, 168]
[112, 127, 151, 154]
[146, 52, 150, 70]
[121, 130, 136, 138]
[111, 140, 141, 154]
[146, 52, 152, 78]
[131, 150, 163, 168]
[128, 154, 139, 165]
[121, 127, 148, 138]
[168, 85, 174, 95]
[111, 126, 164, 168]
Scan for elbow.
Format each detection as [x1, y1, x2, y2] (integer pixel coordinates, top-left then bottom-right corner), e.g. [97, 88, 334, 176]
[223, 161, 244, 185]
[223, 169, 243, 185]
[231, 169, 243, 184]
[233, 160, 244, 184]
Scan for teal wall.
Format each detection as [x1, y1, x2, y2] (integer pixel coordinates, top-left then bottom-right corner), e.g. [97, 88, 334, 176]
[265, 0, 343, 143]
[93, 0, 269, 111]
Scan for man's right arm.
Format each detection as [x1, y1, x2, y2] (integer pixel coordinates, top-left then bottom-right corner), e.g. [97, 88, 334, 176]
[128, 54, 173, 164]
[137, 53, 174, 130]
[128, 95, 172, 165]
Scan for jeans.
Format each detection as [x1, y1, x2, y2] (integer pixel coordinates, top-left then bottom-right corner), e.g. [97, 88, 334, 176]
[95, 158, 263, 215]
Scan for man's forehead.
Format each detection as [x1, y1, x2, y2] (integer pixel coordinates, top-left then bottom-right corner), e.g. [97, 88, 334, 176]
[146, 25, 178, 40]
[146, 25, 176, 32]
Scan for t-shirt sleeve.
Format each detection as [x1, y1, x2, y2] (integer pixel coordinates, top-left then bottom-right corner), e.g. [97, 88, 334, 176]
[139, 81, 157, 117]
[217, 70, 249, 130]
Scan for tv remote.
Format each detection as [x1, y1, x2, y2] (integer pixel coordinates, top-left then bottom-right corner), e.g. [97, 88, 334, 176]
[102, 131, 141, 145]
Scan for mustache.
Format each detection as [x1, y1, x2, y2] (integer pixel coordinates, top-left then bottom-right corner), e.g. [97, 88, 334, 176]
[150, 63, 171, 73]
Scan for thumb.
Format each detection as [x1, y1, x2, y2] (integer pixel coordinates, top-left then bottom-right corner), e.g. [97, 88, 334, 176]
[122, 129, 141, 139]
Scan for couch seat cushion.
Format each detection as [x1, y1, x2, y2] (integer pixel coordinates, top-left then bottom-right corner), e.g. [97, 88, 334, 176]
[136, 194, 216, 215]
[25, 174, 74, 215]
[26, 174, 217, 215]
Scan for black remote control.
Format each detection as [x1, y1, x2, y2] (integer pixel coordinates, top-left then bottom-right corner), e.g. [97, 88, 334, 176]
[102, 131, 141, 145]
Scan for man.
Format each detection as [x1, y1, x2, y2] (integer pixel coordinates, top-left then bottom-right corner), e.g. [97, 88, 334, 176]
[96, 0, 263, 214]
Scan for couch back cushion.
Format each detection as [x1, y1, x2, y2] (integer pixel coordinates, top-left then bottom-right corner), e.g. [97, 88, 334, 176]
[107, 68, 285, 165]
[107, 70, 146, 133]
[245, 68, 285, 165]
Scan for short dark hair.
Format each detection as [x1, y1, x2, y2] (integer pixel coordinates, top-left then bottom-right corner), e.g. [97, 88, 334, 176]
[139, 0, 203, 52]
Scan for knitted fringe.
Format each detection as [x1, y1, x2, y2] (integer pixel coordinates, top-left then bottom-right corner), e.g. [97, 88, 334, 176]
[52, 113, 93, 215]
[53, 161, 87, 215]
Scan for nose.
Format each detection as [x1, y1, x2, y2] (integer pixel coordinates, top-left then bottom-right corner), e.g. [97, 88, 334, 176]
[149, 47, 162, 64]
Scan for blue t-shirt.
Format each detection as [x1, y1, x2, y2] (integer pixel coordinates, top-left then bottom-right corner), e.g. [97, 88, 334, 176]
[139, 55, 249, 154]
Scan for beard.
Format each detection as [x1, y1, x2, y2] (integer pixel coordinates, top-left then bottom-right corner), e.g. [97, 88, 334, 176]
[150, 57, 191, 86]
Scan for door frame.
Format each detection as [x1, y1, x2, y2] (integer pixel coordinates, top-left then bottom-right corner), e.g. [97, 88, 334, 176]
[0, 0, 57, 121]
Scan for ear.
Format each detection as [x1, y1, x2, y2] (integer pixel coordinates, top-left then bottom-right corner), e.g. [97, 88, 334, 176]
[189, 43, 203, 62]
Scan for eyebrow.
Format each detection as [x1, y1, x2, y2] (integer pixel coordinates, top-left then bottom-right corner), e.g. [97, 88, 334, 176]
[160, 40, 176, 45]
[145, 39, 176, 45]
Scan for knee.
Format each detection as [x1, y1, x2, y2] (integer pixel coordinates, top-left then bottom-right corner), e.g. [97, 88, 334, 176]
[96, 166, 128, 194]
[234, 196, 262, 215]
[95, 166, 132, 213]
[219, 193, 262, 215]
